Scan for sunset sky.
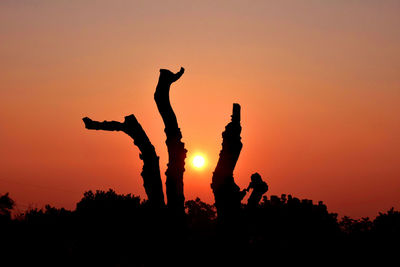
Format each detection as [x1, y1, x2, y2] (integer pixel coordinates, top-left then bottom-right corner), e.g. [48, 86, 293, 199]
[1, 0, 399, 218]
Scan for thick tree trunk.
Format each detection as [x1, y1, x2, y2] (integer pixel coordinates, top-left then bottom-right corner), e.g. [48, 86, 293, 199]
[82, 115, 165, 208]
[154, 67, 187, 216]
[211, 103, 244, 221]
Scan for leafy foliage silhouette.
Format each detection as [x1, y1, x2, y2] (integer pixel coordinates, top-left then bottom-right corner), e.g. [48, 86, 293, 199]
[2, 191, 400, 265]
[0, 192, 14, 220]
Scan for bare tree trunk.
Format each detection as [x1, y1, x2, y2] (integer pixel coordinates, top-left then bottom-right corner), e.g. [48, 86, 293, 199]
[154, 67, 187, 216]
[82, 115, 165, 208]
[211, 103, 245, 221]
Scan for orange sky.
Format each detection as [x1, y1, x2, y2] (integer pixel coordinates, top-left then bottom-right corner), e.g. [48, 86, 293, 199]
[1, 1, 399, 218]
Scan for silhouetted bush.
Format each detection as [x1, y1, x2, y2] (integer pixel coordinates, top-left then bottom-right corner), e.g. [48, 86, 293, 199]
[2, 191, 399, 266]
[373, 208, 400, 237]
[0, 193, 14, 221]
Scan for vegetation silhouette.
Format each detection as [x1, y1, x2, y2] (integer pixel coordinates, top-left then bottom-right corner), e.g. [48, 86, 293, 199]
[82, 68, 259, 224]
[2, 68, 399, 265]
[2, 191, 400, 266]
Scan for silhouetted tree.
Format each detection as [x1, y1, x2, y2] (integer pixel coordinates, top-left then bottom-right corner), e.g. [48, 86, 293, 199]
[0, 193, 14, 220]
[340, 216, 372, 235]
[372, 207, 400, 249]
[154, 67, 187, 216]
[211, 103, 246, 221]
[83, 114, 165, 209]
[82, 69, 262, 223]
[185, 197, 216, 227]
[75, 189, 142, 216]
[83, 68, 188, 217]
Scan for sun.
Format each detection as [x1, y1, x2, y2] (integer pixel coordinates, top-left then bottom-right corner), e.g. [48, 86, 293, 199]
[192, 154, 206, 169]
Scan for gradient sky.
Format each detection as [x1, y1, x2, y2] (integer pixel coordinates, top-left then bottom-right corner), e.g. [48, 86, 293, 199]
[1, 0, 399, 218]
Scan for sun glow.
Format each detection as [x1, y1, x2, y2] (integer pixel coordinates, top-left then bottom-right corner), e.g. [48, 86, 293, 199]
[192, 154, 206, 169]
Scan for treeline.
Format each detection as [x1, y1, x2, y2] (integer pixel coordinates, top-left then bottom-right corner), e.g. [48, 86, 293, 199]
[1, 190, 399, 266]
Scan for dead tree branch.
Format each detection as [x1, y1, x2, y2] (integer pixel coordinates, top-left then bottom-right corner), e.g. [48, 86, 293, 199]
[82, 115, 165, 208]
[154, 67, 187, 215]
[211, 103, 245, 221]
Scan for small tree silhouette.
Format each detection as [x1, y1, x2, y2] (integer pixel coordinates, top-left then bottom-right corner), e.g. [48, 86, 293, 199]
[0, 193, 14, 221]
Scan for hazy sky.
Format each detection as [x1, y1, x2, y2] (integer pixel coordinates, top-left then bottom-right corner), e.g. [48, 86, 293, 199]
[1, 0, 399, 218]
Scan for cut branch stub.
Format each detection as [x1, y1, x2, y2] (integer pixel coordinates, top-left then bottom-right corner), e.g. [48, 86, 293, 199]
[246, 172, 269, 208]
[154, 67, 187, 216]
[82, 115, 165, 208]
[211, 103, 244, 220]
